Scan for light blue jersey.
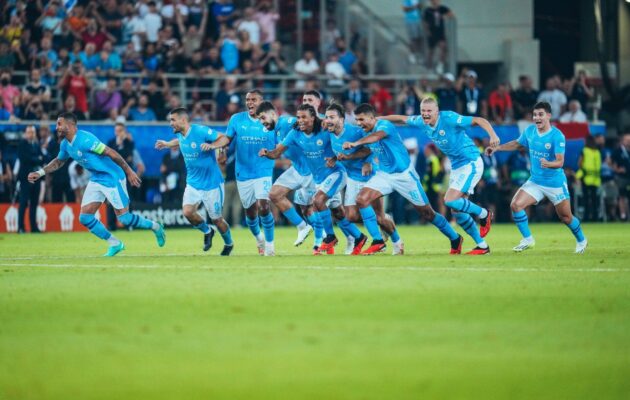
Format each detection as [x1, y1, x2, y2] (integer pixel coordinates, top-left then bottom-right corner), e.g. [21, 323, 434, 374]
[57, 130, 125, 187]
[408, 111, 479, 169]
[177, 124, 224, 191]
[226, 111, 276, 181]
[282, 128, 345, 184]
[273, 115, 311, 176]
[329, 123, 374, 182]
[517, 125, 567, 187]
[363, 120, 410, 174]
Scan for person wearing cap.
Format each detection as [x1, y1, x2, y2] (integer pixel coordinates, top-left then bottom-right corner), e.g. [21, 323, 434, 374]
[435, 72, 457, 111]
[457, 70, 487, 118]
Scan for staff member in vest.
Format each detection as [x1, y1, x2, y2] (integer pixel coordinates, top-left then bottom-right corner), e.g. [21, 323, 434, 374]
[17, 125, 44, 233]
[577, 135, 601, 221]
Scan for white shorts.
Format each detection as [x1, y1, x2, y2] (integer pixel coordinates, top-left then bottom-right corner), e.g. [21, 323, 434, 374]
[365, 166, 429, 206]
[274, 167, 315, 206]
[236, 177, 272, 209]
[183, 184, 225, 219]
[449, 157, 484, 195]
[316, 170, 346, 209]
[344, 177, 368, 206]
[82, 179, 129, 210]
[520, 180, 571, 206]
[294, 181, 317, 206]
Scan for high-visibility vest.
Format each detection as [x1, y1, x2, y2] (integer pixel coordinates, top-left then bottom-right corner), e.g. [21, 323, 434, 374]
[581, 147, 601, 187]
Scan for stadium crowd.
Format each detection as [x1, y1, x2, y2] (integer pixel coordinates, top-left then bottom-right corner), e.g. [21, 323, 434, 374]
[0, 0, 626, 233]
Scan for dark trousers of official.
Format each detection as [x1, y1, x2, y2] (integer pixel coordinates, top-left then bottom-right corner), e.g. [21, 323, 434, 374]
[52, 182, 75, 203]
[583, 184, 600, 222]
[18, 180, 41, 232]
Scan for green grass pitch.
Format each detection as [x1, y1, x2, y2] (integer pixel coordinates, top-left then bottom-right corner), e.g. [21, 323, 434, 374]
[1, 223, 629, 399]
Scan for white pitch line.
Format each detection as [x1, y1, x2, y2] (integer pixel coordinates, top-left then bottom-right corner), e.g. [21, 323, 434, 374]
[0, 263, 626, 273]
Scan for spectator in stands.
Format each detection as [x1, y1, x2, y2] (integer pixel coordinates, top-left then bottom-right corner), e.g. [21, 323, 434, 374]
[435, 72, 457, 111]
[294, 50, 320, 89]
[22, 69, 51, 111]
[17, 125, 44, 233]
[402, 0, 424, 64]
[123, 4, 147, 51]
[369, 81, 394, 115]
[202, 47, 225, 75]
[79, 42, 100, 71]
[0, 40, 16, 70]
[141, 76, 170, 119]
[144, 1, 163, 44]
[215, 76, 240, 120]
[512, 75, 538, 121]
[343, 79, 369, 106]
[325, 53, 348, 87]
[344, 100, 357, 124]
[457, 70, 487, 118]
[396, 81, 422, 116]
[142, 43, 161, 73]
[423, 0, 454, 73]
[0, 71, 20, 117]
[568, 70, 594, 113]
[191, 101, 210, 123]
[59, 95, 86, 121]
[67, 4, 89, 34]
[220, 27, 240, 73]
[577, 135, 601, 221]
[236, 7, 261, 46]
[488, 82, 513, 124]
[559, 100, 588, 123]
[209, 0, 237, 40]
[537, 77, 567, 121]
[612, 132, 630, 221]
[127, 94, 157, 121]
[178, 5, 208, 59]
[504, 146, 530, 196]
[59, 61, 91, 117]
[93, 78, 123, 120]
[255, 1, 279, 49]
[335, 38, 357, 75]
[79, 19, 114, 51]
[0, 147, 12, 203]
[237, 30, 255, 69]
[22, 97, 47, 120]
[96, 41, 122, 75]
[36, 2, 63, 37]
[95, 0, 124, 44]
[259, 40, 287, 75]
[121, 42, 144, 73]
[322, 19, 341, 58]
[1, 15, 24, 45]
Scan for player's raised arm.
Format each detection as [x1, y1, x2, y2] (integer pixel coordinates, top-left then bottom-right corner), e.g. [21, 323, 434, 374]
[201, 133, 228, 151]
[472, 117, 500, 148]
[259, 143, 287, 160]
[377, 115, 410, 124]
[486, 140, 521, 155]
[27, 157, 67, 183]
[155, 138, 179, 150]
[337, 146, 372, 161]
[102, 146, 142, 187]
[343, 130, 386, 149]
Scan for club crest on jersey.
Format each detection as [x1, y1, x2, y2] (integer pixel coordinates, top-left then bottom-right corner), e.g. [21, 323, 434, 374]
[544, 143, 551, 150]
[191, 142, 197, 149]
[317, 139, 324, 146]
[76, 150, 82, 157]
[439, 130, 446, 136]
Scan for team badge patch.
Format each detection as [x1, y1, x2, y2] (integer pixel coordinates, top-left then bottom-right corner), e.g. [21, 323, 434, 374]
[191, 142, 197, 149]
[545, 143, 551, 150]
[439, 130, 446, 136]
[317, 139, 324, 146]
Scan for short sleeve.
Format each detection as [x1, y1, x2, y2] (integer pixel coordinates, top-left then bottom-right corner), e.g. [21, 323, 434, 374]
[281, 130, 296, 148]
[226, 115, 237, 138]
[376, 121, 393, 137]
[57, 141, 70, 161]
[517, 130, 528, 147]
[554, 132, 566, 155]
[84, 134, 106, 155]
[205, 126, 219, 142]
[445, 111, 473, 129]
